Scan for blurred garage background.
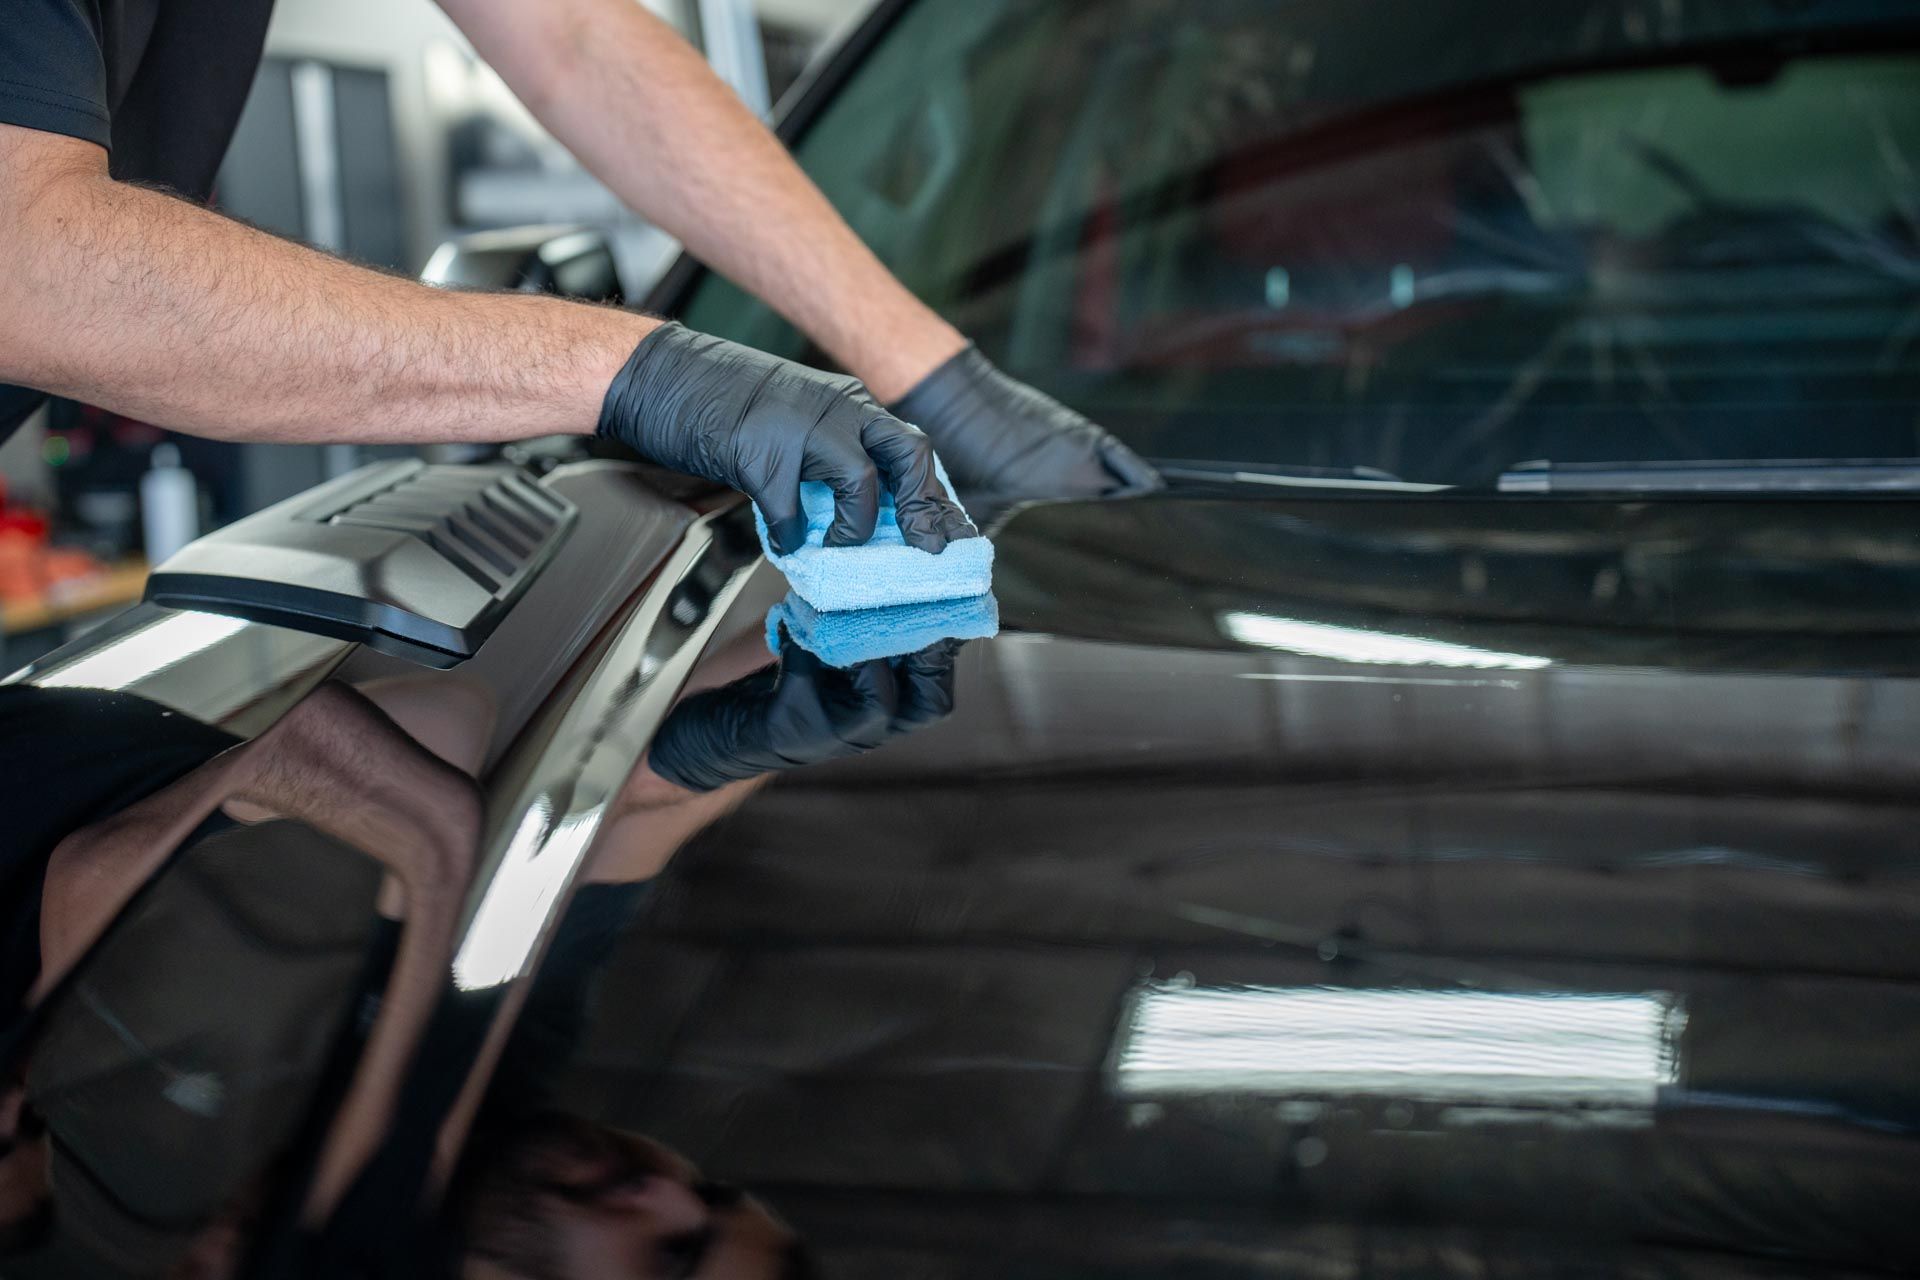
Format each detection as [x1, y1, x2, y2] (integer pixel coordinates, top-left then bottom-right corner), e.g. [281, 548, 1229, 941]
[0, 0, 870, 670]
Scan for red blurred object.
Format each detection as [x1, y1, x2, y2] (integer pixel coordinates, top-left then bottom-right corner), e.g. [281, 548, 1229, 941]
[0, 529, 43, 603]
[0, 475, 103, 610]
[0, 508, 49, 542]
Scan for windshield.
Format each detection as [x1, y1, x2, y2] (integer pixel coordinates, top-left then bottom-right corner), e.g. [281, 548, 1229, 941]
[680, 0, 1920, 485]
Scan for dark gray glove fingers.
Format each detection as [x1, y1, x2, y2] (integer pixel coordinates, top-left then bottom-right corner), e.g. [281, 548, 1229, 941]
[1096, 433, 1166, 492]
[648, 680, 768, 792]
[743, 450, 810, 555]
[832, 659, 901, 750]
[861, 417, 978, 554]
[775, 629, 827, 681]
[760, 641, 846, 767]
[801, 426, 883, 548]
[891, 639, 961, 730]
[645, 711, 712, 791]
[888, 341, 1161, 502]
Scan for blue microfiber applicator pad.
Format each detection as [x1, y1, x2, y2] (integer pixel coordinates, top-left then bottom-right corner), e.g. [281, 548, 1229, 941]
[752, 458, 994, 612]
[767, 591, 1000, 668]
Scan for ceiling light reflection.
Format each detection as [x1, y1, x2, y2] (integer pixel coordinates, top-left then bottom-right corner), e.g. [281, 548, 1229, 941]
[1220, 611, 1552, 670]
[1116, 985, 1682, 1105]
[30, 610, 250, 690]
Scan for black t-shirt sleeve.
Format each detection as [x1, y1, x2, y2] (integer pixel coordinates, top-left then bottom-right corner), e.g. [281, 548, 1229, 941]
[0, 0, 112, 149]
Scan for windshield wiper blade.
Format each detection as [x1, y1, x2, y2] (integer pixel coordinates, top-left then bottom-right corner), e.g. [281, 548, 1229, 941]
[1157, 460, 1452, 493]
[1500, 458, 1920, 494]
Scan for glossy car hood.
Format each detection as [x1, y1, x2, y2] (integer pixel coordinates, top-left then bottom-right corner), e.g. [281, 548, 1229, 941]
[557, 492, 1920, 1276]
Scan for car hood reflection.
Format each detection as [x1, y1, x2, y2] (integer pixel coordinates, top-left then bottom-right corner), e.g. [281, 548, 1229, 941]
[515, 494, 1920, 1276]
[0, 674, 488, 1278]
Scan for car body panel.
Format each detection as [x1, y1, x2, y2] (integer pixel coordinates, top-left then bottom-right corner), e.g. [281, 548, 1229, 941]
[544, 491, 1920, 1275]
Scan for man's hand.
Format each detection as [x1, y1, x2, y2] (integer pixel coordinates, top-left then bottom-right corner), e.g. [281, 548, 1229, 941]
[890, 346, 1163, 502]
[597, 324, 977, 555]
[443, 0, 1163, 507]
[645, 633, 960, 792]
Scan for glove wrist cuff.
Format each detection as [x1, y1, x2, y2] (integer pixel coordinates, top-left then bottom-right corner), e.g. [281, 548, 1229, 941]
[888, 342, 990, 424]
[596, 321, 691, 445]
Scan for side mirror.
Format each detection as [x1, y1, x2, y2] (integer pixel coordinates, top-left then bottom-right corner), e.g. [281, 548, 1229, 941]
[421, 225, 624, 304]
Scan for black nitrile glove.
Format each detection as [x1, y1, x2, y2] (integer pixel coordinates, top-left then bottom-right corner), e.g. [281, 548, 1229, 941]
[647, 635, 961, 792]
[889, 344, 1163, 501]
[598, 324, 979, 555]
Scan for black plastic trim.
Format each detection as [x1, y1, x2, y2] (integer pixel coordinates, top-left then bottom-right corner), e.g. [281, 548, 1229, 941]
[144, 461, 578, 668]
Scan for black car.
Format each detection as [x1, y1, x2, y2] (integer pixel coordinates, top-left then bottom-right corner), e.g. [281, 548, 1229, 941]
[3, 1, 1919, 1276]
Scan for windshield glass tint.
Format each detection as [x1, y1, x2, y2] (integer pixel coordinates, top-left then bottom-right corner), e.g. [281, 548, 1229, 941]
[681, 0, 1920, 484]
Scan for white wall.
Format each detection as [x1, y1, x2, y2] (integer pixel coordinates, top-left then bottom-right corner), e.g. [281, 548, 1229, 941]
[262, 0, 470, 269]
[756, 0, 873, 36]
[258, 0, 860, 279]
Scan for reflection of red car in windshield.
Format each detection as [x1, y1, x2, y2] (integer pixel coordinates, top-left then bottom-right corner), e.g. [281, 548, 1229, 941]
[1088, 64, 1915, 390]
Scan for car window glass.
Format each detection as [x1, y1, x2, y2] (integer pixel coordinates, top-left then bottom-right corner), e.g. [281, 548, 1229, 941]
[682, 0, 1920, 483]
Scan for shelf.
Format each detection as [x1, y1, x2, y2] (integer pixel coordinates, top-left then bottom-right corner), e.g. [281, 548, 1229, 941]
[1, 560, 149, 635]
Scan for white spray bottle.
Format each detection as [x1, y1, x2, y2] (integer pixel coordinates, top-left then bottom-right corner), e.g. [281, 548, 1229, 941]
[140, 442, 199, 565]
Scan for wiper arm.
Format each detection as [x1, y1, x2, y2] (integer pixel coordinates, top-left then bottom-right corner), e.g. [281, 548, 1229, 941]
[1500, 458, 1920, 494]
[1157, 460, 1451, 493]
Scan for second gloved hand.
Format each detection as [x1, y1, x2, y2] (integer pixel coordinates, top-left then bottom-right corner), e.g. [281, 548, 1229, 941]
[646, 634, 959, 793]
[598, 323, 979, 555]
[889, 344, 1163, 502]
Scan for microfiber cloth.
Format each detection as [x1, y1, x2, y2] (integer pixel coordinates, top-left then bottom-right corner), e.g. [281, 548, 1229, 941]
[753, 457, 994, 611]
[767, 591, 999, 668]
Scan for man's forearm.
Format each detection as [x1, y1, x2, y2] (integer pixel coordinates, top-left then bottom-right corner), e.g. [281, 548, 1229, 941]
[445, 0, 966, 402]
[0, 128, 656, 445]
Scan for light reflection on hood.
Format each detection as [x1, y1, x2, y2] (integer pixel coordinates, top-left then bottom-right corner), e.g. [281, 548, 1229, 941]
[1114, 984, 1683, 1106]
